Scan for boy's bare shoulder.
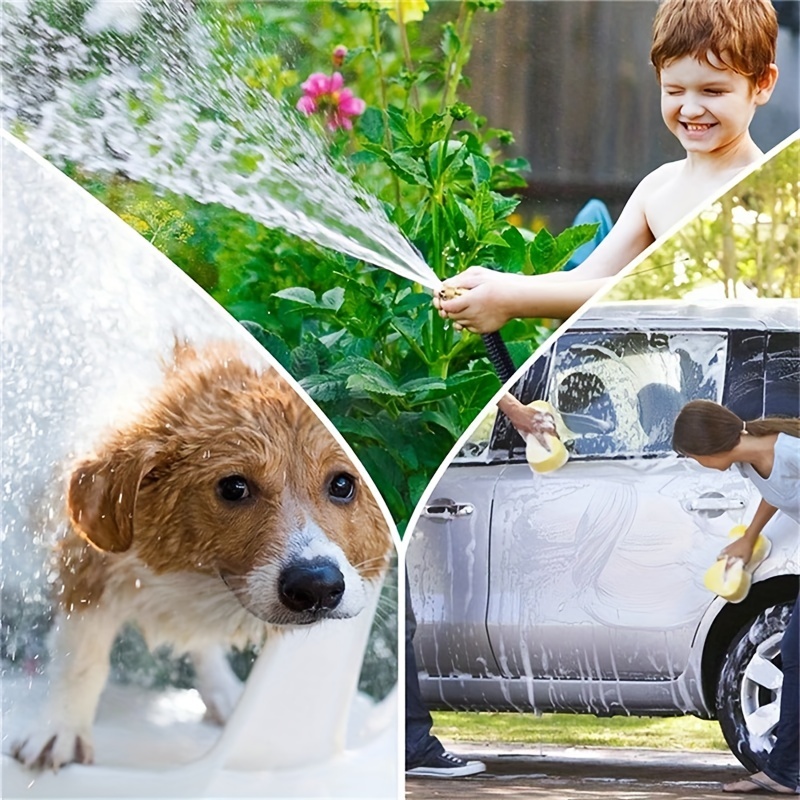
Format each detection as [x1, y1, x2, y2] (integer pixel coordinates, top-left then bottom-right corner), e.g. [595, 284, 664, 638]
[638, 159, 718, 239]
[636, 159, 686, 195]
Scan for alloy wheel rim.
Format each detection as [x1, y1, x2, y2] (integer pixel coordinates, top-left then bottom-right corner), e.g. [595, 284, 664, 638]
[740, 631, 784, 753]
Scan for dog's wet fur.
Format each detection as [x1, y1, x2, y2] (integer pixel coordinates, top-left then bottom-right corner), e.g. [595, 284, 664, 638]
[12, 343, 392, 770]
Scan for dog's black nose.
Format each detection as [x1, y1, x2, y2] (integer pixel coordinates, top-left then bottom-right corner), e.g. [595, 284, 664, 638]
[279, 560, 345, 613]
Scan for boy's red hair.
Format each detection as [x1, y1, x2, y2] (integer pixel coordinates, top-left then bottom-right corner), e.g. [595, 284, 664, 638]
[651, 0, 778, 84]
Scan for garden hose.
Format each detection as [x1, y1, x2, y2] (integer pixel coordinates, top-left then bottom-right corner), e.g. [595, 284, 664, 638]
[438, 285, 517, 383]
[481, 331, 516, 383]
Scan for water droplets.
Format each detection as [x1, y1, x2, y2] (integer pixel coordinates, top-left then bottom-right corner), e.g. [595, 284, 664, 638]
[2, 4, 439, 288]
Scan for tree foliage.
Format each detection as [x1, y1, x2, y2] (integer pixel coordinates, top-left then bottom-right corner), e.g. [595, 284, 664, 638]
[609, 140, 800, 301]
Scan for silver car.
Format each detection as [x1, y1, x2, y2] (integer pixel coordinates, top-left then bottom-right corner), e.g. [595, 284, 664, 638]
[406, 300, 800, 771]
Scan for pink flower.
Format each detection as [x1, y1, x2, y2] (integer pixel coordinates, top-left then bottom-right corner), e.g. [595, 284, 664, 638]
[332, 45, 348, 68]
[296, 71, 366, 132]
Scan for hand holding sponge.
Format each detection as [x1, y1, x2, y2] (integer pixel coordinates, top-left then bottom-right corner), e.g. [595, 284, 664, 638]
[524, 401, 569, 474]
[703, 525, 772, 603]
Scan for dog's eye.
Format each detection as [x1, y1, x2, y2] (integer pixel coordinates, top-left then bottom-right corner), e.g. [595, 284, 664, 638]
[328, 472, 356, 504]
[217, 475, 251, 502]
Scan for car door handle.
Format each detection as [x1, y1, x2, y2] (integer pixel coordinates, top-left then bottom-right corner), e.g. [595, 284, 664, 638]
[688, 497, 746, 511]
[422, 499, 475, 520]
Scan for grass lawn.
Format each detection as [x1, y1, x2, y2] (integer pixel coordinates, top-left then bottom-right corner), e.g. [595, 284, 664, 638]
[432, 711, 729, 751]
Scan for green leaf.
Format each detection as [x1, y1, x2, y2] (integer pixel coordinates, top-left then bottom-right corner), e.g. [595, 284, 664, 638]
[448, 194, 478, 241]
[386, 150, 431, 188]
[299, 373, 348, 403]
[333, 357, 404, 397]
[472, 182, 495, 234]
[358, 107, 385, 144]
[392, 314, 427, 343]
[441, 22, 461, 60]
[332, 415, 387, 444]
[491, 170, 528, 191]
[273, 286, 318, 306]
[441, 143, 470, 183]
[387, 106, 418, 149]
[419, 407, 462, 439]
[446, 369, 496, 391]
[321, 286, 345, 311]
[530, 223, 600, 274]
[239, 321, 292, 372]
[420, 111, 447, 146]
[399, 376, 447, 394]
[493, 225, 527, 272]
[503, 157, 530, 173]
[470, 154, 491, 187]
[358, 446, 406, 522]
[481, 230, 509, 247]
[347, 366, 405, 397]
[393, 291, 432, 316]
[328, 356, 368, 377]
[529, 228, 557, 274]
[443, 194, 473, 248]
[319, 328, 347, 349]
[551, 223, 601, 269]
[291, 344, 320, 378]
[491, 194, 520, 220]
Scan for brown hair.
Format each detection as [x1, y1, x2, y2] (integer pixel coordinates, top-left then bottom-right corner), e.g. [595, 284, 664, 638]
[672, 400, 800, 456]
[651, 0, 778, 84]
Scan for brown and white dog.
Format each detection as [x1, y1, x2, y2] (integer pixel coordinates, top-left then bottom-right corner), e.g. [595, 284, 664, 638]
[12, 343, 392, 770]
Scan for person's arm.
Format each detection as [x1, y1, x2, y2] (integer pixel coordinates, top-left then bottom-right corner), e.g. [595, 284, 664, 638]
[720, 498, 779, 564]
[436, 273, 609, 332]
[497, 394, 556, 450]
[435, 172, 660, 333]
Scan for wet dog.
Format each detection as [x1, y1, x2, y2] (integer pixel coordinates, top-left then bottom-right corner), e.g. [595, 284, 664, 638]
[12, 343, 391, 770]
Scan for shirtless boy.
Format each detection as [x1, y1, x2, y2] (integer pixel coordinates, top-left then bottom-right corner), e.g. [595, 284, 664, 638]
[436, 0, 779, 334]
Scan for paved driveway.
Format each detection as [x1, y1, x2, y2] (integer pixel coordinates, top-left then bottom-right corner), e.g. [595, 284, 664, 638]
[406, 741, 758, 799]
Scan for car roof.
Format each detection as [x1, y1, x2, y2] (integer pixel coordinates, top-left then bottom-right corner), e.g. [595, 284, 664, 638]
[574, 299, 800, 332]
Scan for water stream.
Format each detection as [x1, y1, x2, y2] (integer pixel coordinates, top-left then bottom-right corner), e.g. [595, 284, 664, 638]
[1, 1, 441, 289]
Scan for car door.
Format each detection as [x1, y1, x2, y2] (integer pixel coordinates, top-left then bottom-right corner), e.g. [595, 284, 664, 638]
[485, 327, 765, 705]
[407, 357, 550, 697]
[406, 459, 503, 683]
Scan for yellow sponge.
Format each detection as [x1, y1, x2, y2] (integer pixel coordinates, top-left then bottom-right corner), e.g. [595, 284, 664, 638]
[703, 526, 771, 603]
[524, 401, 569, 474]
[704, 558, 751, 603]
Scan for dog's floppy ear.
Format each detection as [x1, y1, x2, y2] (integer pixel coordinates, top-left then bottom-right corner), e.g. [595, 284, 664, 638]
[68, 442, 161, 553]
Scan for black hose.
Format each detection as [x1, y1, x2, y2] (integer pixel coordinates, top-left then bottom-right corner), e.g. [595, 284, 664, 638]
[481, 332, 516, 384]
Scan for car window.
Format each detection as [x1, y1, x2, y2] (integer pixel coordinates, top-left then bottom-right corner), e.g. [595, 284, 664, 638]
[546, 330, 727, 457]
[764, 331, 800, 417]
[455, 404, 499, 461]
[722, 331, 765, 420]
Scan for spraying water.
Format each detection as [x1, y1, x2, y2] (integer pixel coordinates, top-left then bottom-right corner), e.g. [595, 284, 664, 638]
[0, 2, 441, 291]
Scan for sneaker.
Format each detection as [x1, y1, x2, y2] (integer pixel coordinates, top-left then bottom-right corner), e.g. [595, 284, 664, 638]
[405, 751, 487, 778]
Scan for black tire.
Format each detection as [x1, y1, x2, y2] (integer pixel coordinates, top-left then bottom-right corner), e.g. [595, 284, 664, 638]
[716, 601, 793, 772]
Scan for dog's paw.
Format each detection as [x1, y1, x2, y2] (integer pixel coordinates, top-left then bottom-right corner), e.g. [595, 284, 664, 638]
[12, 727, 94, 771]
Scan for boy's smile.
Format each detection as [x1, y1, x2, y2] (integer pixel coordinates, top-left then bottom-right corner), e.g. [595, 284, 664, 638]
[659, 54, 776, 158]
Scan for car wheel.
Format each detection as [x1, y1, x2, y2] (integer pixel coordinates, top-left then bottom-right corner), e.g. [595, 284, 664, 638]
[716, 602, 793, 772]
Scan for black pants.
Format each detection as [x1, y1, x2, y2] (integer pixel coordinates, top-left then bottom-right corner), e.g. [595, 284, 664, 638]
[405, 573, 445, 768]
[764, 592, 799, 791]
